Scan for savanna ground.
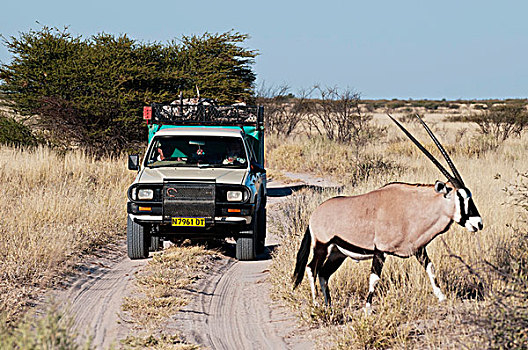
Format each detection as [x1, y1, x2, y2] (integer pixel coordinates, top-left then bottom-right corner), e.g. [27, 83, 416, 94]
[0, 103, 526, 349]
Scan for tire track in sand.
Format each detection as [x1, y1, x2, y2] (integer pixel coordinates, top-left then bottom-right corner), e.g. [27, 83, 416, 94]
[47, 243, 147, 349]
[175, 254, 313, 350]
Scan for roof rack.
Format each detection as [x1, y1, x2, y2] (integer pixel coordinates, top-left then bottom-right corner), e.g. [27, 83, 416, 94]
[143, 102, 264, 129]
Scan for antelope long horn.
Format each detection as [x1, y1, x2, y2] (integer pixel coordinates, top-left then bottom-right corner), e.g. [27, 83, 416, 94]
[387, 114, 461, 187]
[413, 114, 465, 187]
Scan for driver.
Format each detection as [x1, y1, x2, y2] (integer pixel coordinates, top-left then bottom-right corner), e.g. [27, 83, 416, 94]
[223, 141, 245, 165]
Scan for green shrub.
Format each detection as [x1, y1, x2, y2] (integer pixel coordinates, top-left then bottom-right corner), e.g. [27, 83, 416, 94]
[0, 113, 36, 147]
[0, 306, 87, 350]
[0, 27, 257, 153]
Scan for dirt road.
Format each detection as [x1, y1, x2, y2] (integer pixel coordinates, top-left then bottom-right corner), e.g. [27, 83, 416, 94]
[49, 175, 338, 349]
[48, 244, 147, 349]
[171, 226, 312, 350]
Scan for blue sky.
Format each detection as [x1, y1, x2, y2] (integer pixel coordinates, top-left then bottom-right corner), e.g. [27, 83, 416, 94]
[1, 0, 526, 100]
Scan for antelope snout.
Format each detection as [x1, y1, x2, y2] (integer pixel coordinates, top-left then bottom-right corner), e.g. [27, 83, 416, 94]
[466, 216, 483, 232]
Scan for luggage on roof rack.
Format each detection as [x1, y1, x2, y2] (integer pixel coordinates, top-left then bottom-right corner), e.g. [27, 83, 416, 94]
[143, 102, 264, 128]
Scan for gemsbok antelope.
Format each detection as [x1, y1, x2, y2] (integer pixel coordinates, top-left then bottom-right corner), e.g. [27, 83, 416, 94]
[292, 114, 483, 310]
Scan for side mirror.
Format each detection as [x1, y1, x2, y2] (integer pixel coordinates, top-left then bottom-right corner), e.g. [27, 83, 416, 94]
[250, 160, 266, 174]
[128, 154, 140, 171]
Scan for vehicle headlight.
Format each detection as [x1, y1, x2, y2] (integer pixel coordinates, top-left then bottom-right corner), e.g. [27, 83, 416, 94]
[138, 188, 154, 200]
[227, 190, 243, 202]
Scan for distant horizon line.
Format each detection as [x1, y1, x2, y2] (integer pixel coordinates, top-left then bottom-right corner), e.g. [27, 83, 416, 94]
[360, 96, 527, 101]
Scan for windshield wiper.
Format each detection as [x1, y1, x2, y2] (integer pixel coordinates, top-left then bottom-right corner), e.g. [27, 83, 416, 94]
[147, 163, 192, 168]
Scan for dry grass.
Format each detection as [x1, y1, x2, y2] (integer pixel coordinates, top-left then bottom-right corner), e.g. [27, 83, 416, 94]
[0, 304, 91, 350]
[268, 118, 528, 349]
[266, 135, 403, 186]
[0, 146, 134, 325]
[121, 245, 217, 349]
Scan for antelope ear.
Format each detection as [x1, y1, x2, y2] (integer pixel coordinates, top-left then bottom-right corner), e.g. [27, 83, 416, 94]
[435, 180, 453, 197]
[434, 181, 447, 194]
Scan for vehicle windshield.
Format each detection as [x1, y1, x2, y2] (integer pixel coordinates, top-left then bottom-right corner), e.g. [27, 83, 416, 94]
[146, 136, 248, 169]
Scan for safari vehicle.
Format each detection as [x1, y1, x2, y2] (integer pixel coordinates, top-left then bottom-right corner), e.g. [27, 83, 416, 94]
[127, 101, 266, 260]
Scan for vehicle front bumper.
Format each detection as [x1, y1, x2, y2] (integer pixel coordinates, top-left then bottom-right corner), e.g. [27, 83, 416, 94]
[127, 202, 255, 226]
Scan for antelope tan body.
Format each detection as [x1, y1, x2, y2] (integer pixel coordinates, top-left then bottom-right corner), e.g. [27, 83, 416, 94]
[310, 183, 454, 258]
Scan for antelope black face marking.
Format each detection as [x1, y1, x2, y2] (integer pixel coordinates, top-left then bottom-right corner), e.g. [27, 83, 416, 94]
[458, 188, 470, 213]
[455, 188, 482, 232]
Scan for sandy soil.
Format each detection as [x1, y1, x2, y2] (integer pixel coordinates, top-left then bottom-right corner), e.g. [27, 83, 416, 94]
[44, 242, 147, 349]
[45, 173, 339, 349]
[170, 250, 313, 350]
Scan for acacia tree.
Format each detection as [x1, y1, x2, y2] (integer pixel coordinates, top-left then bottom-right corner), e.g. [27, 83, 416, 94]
[175, 32, 257, 104]
[0, 27, 257, 153]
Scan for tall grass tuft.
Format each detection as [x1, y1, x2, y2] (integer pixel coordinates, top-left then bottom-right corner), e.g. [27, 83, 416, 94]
[0, 146, 134, 324]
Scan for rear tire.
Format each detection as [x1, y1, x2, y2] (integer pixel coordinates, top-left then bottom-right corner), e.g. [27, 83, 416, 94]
[149, 235, 162, 252]
[127, 215, 149, 259]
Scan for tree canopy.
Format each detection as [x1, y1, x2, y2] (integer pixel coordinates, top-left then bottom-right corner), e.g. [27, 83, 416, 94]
[0, 27, 257, 152]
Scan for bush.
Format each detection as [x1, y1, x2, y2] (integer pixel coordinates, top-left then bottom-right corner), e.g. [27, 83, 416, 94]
[0, 112, 36, 147]
[466, 172, 528, 349]
[306, 86, 385, 149]
[0, 307, 84, 350]
[256, 85, 310, 136]
[398, 112, 420, 124]
[0, 27, 257, 153]
[467, 104, 528, 142]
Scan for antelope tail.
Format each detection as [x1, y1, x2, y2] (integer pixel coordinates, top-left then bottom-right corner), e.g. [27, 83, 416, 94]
[293, 227, 312, 289]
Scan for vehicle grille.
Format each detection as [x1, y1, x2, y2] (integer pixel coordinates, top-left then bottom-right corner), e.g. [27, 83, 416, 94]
[163, 183, 215, 221]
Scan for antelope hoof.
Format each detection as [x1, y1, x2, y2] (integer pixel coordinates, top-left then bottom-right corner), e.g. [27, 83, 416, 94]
[433, 288, 446, 302]
[363, 303, 372, 316]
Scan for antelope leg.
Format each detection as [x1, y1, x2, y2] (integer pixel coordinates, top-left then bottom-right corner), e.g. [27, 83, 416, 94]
[365, 252, 385, 311]
[318, 247, 346, 307]
[415, 247, 446, 302]
[306, 243, 328, 304]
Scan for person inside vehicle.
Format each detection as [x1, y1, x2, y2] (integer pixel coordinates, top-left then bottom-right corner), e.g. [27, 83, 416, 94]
[155, 140, 181, 162]
[223, 141, 246, 165]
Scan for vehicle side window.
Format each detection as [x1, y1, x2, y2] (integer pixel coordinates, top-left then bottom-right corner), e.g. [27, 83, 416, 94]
[146, 139, 161, 165]
[244, 137, 256, 162]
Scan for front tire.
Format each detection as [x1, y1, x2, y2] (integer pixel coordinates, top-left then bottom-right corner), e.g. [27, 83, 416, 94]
[236, 210, 259, 261]
[235, 237, 256, 261]
[127, 215, 149, 259]
[256, 205, 266, 254]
